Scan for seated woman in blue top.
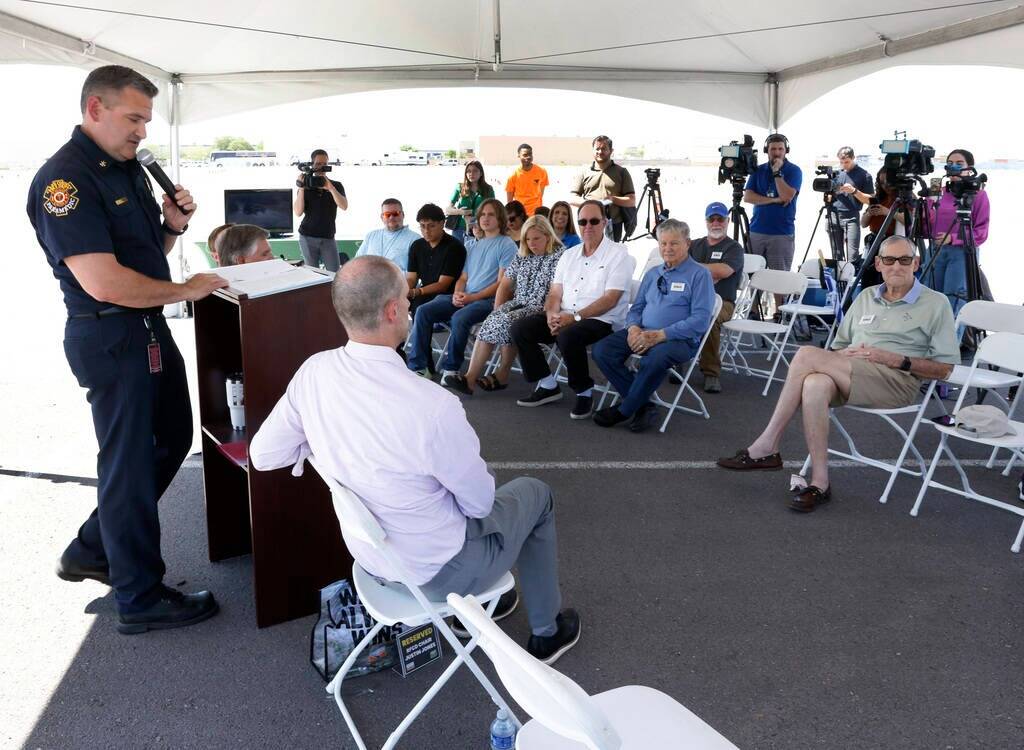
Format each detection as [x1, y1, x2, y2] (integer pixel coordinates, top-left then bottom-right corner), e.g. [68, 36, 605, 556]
[549, 200, 581, 248]
[447, 215, 565, 394]
[445, 160, 495, 244]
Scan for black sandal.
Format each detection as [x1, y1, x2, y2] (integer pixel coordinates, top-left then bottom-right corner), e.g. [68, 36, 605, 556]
[476, 375, 508, 392]
[444, 374, 473, 395]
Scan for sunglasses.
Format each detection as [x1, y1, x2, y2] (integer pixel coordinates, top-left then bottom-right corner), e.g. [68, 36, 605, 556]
[707, 216, 727, 223]
[656, 275, 668, 295]
[578, 217, 603, 226]
[508, 215, 524, 222]
[877, 255, 915, 266]
[382, 211, 401, 218]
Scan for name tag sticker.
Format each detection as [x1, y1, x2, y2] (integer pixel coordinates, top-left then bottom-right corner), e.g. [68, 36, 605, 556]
[711, 251, 723, 260]
[670, 282, 686, 292]
[859, 315, 876, 325]
[114, 197, 128, 206]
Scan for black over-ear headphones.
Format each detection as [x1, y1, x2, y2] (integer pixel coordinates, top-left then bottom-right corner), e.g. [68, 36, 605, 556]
[763, 133, 790, 154]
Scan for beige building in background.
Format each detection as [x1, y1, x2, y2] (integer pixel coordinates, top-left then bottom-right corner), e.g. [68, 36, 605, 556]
[478, 136, 594, 166]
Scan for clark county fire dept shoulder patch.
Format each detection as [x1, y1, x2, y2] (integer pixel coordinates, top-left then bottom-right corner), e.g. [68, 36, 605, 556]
[43, 179, 80, 217]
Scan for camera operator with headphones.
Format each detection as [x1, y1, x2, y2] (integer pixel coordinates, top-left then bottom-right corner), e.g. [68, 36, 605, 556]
[926, 147, 990, 317]
[293, 148, 348, 271]
[743, 133, 802, 309]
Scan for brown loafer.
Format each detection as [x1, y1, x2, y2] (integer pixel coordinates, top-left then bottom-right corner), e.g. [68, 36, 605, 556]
[788, 485, 832, 513]
[716, 449, 783, 471]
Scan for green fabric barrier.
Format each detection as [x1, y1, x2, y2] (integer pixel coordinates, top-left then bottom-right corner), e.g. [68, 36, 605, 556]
[194, 238, 363, 268]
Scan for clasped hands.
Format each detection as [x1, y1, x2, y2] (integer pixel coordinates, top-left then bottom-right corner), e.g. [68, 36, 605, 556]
[627, 325, 666, 354]
[838, 343, 902, 368]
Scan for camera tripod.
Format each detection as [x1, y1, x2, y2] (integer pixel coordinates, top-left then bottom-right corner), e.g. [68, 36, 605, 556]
[919, 187, 984, 313]
[725, 176, 752, 253]
[627, 176, 667, 241]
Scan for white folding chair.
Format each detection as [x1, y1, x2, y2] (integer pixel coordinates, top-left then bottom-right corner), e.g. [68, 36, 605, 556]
[731, 254, 767, 322]
[778, 258, 855, 335]
[910, 333, 1024, 553]
[447, 594, 738, 750]
[306, 457, 519, 750]
[597, 295, 724, 430]
[720, 269, 807, 396]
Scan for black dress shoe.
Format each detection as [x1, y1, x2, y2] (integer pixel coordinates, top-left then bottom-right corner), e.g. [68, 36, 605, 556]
[56, 555, 110, 586]
[450, 589, 519, 639]
[628, 404, 659, 433]
[117, 586, 219, 635]
[527, 609, 581, 665]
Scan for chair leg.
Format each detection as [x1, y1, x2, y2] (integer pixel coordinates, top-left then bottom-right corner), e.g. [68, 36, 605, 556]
[911, 437, 947, 517]
[326, 621, 385, 750]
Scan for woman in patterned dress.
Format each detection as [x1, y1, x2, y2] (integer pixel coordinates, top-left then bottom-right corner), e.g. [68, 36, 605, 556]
[446, 215, 564, 394]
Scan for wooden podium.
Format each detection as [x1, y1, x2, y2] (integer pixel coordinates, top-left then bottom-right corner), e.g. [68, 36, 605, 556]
[193, 280, 353, 627]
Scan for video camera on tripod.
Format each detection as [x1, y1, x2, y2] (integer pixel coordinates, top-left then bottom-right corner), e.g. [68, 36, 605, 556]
[880, 135, 935, 190]
[944, 162, 988, 204]
[811, 165, 842, 195]
[718, 135, 758, 185]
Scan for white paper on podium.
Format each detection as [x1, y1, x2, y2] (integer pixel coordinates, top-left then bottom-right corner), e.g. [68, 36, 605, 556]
[207, 259, 332, 298]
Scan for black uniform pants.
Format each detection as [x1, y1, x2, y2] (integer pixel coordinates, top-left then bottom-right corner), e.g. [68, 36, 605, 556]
[63, 313, 192, 613]
[510, 313, 612, 393]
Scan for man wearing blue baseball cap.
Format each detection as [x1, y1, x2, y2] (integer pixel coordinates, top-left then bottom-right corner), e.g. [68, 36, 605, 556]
[688, 202, 745, 393]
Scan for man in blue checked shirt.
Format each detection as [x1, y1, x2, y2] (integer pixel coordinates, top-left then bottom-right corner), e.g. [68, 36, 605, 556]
[592, 218, 715, 433]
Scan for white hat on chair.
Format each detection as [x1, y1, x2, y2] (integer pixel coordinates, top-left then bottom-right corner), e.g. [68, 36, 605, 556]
[954, 405, 1016, 438]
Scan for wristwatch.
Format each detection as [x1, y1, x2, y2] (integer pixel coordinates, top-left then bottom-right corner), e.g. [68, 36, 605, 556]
[573, 312, 582, 322]
[162, 222, 187, 236]
[772, 171, 783, 179]
[899, 356, 912, 372]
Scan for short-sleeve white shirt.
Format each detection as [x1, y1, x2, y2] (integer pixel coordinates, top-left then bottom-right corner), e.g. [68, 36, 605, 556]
[552, 236, 633, 328]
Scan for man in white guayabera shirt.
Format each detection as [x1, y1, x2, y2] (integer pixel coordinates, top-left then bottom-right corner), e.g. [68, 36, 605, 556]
[249, 255, 581, 664]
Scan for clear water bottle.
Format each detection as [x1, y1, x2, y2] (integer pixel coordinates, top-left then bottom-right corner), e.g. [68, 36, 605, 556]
[489, 708, 516, 749]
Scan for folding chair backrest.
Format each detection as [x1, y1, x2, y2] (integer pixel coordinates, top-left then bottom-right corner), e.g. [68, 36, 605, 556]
[307, 456, 386, 549]
[975, 332, 1024, 378]
[643, 247, 662, 276]
[797, 258, 820, 277]
[748, 269, 807, 297]
[447, 594, 622, 750]
[957, 301, 1024, 335]
[628, 277, 643, 304]
[742, 254, 767, 275]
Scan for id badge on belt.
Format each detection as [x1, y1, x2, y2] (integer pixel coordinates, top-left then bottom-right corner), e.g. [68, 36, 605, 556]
[144, 316, 162, 374]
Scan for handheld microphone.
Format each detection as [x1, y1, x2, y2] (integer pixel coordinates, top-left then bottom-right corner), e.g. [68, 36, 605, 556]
[137, 148, 191, 215]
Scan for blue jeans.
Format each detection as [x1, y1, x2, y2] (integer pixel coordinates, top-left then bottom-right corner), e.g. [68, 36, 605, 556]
[926, 245, 970, 316]
[592, 329, 697, 416]
[406, 295, 493, 372]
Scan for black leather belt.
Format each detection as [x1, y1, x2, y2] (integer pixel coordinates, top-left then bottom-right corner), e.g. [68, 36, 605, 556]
[69, 307, 163, 320]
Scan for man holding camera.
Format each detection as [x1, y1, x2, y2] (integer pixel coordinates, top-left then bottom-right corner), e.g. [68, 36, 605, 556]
[829, 146, 874, 260]
[293, 149, 348, 271]
[743, 134, 802, 303]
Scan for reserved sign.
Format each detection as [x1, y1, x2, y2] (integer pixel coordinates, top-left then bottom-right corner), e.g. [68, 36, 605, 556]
[393, 622, 443, 678]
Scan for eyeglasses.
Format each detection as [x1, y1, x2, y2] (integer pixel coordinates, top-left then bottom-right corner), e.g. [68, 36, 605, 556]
[578, 217, 603, 226]
[382, 211, 401, 218]
[706, 216, 727, 223]
[877, 255, 915, 266]
[656, 275, 668, 295]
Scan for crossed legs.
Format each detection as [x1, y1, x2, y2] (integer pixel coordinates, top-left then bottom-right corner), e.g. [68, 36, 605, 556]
[746, 346, 853, 489]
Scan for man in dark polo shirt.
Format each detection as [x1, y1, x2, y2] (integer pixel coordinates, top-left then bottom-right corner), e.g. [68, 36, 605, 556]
[830, 146, 874, 260]
[27, 65, 227, 634]
[569, 135, 636, 241]
[405, 203, 466, 372]
[293, 148, 348, 271]
[688, 202, 746, 393]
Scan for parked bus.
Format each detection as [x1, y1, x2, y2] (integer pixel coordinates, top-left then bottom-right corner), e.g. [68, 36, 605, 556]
[209, 150, 279, 167]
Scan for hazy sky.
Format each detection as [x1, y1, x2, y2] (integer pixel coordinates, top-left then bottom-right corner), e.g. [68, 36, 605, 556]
[2, 63, 1022, 164]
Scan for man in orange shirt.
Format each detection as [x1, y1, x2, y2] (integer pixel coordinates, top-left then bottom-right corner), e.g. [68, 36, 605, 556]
[505, 143, 549, 216]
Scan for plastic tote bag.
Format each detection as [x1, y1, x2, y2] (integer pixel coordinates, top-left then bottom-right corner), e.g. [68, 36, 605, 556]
[310, 578, 398, 681]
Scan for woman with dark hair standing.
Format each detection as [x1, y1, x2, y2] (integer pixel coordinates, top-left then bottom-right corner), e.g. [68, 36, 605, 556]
[445, 160, 494, 244]
[927, 147, 990, 316]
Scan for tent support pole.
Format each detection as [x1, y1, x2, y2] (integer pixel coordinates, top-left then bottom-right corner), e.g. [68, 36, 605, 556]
[168, 74, 187, 318]
[767, 74, 779, 132]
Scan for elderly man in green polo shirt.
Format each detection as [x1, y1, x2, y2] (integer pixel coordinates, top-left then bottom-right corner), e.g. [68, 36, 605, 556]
[717, 236, 959, 512]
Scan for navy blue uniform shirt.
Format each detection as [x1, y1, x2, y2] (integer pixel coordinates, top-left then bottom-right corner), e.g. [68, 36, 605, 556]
[746, 160, 803, 236]
[27, 126, 170, 315]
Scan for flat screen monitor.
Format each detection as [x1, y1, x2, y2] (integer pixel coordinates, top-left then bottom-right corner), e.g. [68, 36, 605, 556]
[224, 189, 293, 237]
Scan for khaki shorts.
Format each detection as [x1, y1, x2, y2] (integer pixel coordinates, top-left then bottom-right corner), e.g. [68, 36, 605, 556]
[831, 359, 921, 409]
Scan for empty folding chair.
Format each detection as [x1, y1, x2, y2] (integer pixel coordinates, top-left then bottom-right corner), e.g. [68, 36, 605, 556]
[307, 457, 519, 750]
[730, 254, 767, 321]
[911, 332, 1024, 553]
[778, 258, 855, 338]
[447, 593, 738, 749]
[720, 269, 807, 396]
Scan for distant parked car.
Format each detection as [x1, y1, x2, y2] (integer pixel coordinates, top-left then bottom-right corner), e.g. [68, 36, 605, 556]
[439, 158, 460, 166]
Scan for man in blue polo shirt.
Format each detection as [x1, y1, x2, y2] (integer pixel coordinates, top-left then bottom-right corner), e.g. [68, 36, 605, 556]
[592, 218, 715, 433]
[407, 199, 517, 379]
[744, 133, 802, 308]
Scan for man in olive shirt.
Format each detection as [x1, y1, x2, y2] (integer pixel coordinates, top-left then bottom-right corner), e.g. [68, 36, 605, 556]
[569, 135, 636, 241]
[688, 202, 745, 394]
[717, 237, 958, 513]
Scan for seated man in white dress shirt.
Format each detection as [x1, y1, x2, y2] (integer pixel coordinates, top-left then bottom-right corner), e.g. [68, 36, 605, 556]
[249, 255, 581, 664]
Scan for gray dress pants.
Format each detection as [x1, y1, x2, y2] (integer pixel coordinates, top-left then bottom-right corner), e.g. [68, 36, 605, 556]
[421, 477, 561, 637]
[298, 234, 341, 272]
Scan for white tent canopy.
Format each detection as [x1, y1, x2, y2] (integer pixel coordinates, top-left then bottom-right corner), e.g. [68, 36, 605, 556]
[3, 0, 1024, 129]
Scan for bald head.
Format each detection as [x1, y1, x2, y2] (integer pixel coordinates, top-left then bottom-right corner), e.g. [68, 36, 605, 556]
[331, 256, 407, 333]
